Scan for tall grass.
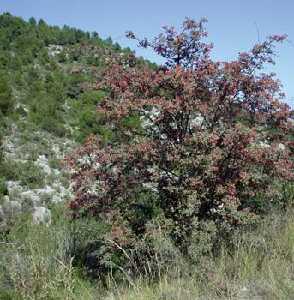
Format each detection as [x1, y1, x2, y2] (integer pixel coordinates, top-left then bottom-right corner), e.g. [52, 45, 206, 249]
[1, 206, 294, 299]
[106, 211, 294, 300]
[0, 206, 97, 300]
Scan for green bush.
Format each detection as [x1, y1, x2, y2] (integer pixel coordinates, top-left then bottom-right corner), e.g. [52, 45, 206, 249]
[1, 159, 45, 189]
[0, 177, 7, 199]
[0, 72, 14, 116]
[69, 90, 110, 142]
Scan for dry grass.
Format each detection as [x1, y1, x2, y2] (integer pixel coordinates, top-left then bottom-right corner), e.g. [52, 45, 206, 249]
[105, 211, 294, 300]
[1, 208, 294, 299]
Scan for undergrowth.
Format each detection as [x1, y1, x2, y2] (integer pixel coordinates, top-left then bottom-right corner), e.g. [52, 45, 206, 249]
[1, 203, 294, 299]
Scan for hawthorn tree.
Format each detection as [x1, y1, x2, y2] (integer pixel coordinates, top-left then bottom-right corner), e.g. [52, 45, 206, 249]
[68, 19, 293, 261]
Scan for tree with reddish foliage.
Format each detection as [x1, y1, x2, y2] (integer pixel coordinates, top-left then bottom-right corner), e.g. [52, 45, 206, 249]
[67, 18, 293, 261]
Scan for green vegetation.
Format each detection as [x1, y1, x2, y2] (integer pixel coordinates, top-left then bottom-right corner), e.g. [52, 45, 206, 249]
[0, 205, 98, 300]
[0, 159, 45, 189]
[0, 12, 154, 193]
[0, 12, 152, 140]
[1, 204, 294, 299]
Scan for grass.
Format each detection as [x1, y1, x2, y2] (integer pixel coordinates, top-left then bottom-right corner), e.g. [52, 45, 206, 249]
[1, 205, 294, 299]
[105, 211, 294, 300]
[0, 205, 98, 300]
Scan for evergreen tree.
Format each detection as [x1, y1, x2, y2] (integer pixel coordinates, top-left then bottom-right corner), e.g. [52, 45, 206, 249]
[0, 72, 13, 116]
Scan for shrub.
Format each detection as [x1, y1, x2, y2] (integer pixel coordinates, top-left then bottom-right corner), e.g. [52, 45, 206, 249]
[67, 18, 293, 277]
[69, 90, 113, 143]
[0, 177, 7, 199]
[1, 159, 45, 189]
[28, 94, 68, 137]
[0, 72, 14, 117]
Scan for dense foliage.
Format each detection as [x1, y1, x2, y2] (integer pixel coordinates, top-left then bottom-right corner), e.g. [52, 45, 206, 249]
[68, 18, 293, 276]
[0, 12, 154, 138]
[0, 13, 156, 199]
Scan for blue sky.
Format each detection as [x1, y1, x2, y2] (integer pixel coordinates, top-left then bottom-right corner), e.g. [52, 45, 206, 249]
[1, 0, 293, 107]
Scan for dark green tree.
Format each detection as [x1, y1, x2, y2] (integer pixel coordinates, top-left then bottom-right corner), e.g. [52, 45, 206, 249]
[0, 72, 13, 116]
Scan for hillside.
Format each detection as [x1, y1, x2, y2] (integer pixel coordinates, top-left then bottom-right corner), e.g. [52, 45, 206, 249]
[0, 12, 156, 229]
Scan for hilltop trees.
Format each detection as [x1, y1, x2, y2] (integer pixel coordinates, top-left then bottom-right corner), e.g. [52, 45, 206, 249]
[68, 18, 293, 275]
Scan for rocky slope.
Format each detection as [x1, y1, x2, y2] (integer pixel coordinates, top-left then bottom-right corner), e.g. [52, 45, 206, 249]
[0, 13, 153, 231]
[0, 126, 74, 228]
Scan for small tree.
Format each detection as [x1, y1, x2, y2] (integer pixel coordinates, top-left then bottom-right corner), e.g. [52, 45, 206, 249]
[68, 19, 293, 264]
[0, 72, 13, 116]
